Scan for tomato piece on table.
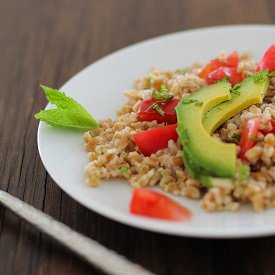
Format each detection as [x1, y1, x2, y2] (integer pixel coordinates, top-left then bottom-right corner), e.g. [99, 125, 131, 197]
[206, 66, 244, 85]
[130, 188, 192, 221]
[132, 124, 178, 156]
[198, 51, 240, 79]
[257, 45, 275, 72]
[138, 98, 179, 124]
[238, 117, 261, 161]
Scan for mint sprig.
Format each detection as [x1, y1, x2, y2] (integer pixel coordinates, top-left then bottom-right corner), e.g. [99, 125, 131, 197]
[35, 85, 99, 131]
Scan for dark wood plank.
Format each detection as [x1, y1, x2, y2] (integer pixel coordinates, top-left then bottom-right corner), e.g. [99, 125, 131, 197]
[0, 0, 275, 275]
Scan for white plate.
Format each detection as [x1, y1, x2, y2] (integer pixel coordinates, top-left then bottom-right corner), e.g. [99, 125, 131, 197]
[38, 25, 275, 238]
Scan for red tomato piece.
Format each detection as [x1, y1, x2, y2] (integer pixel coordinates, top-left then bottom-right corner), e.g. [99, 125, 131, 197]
[224, 51, 240, 67]
[271, 118, 275, 132]
[132, 124, 178, 156]
[261, 118, 275, 134]
[198, 51, 240, 79]
[206, 67, 244, 85]
[198, 58, 222, 79]
[138, 98, 179, 124]
[238, 118, 261, 161]
[130, 188, 192, 221]
[257, 45, 275, 72]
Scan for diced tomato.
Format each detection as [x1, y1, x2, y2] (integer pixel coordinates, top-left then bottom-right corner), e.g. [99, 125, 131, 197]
[138, 98, 179, 124]
[198, 51, 240, 79]
[257, 45, 275, 72]
[130, 188, 192, 221]
[198, 59, 223, 79]
[224, 51, 240, 67]
[260, 118, 275, 134]
[271, 119, 275, 132]
[238, 118, 261, 161]
[132, 124, 178, 156]
[206, 67, 244, 86]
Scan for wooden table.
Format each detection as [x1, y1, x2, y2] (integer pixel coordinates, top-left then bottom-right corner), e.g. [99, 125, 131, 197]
[1, 0, 275, 274]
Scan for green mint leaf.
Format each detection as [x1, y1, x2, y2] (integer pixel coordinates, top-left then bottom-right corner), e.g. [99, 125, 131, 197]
[35, 85, 99, 131]
[248, 135, 264, 142]
[182, 99, 203, 106]
[239, 165, 250, 181]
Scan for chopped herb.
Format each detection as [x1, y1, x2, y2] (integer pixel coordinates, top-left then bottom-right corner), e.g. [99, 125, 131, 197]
[230, 133, 240, 143]
[151, 84, 174, 106]
[152, 90, 162, 100]
[161, 95, 174, 105]
[239, 165, 250, 181]
[248, 135, 264, 142]
[268, 71, 275, 77]
[160, 84, 168, 95]
[230, 83, 241, 96]
[120, 166, 129, 174]
[252, 69, 269, 83]
[182, 99, 203, 106]
[146, 102, 165, 116]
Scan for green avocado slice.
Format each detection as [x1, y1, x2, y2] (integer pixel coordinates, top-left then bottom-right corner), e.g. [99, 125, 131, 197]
[203, 70, 270, 134]
[176, 81, 236, 179]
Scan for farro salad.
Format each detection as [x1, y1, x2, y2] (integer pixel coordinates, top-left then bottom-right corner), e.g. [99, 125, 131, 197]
[36, 45, 275, 221]
[83, 46, 275, 217]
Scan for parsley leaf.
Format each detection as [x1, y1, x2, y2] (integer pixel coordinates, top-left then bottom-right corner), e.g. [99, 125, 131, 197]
[152, 84, 171, 100]
[35, 85, 99, 131]
[252, 69, 269, 83]
[230, 133, 240, 143]
[151, 84, 174, 109]
[230, 83, 241, 96]
[160, 84, 168, 95]
[152, 90, 162, 100]
[182, 99, 203, 106]
[268, 71, 275, 77]
[146, 102, 165, 116]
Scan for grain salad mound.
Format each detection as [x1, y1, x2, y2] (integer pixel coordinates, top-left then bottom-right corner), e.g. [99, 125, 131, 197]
[84, 51, 275, 212]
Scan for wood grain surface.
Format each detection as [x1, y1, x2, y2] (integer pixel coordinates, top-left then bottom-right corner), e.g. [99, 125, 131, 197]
[0, 0, 275, 274]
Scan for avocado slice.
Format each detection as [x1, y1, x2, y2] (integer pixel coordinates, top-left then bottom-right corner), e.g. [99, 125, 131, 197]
[203, 70, 270, 134]
[176, 81, 236, 179]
